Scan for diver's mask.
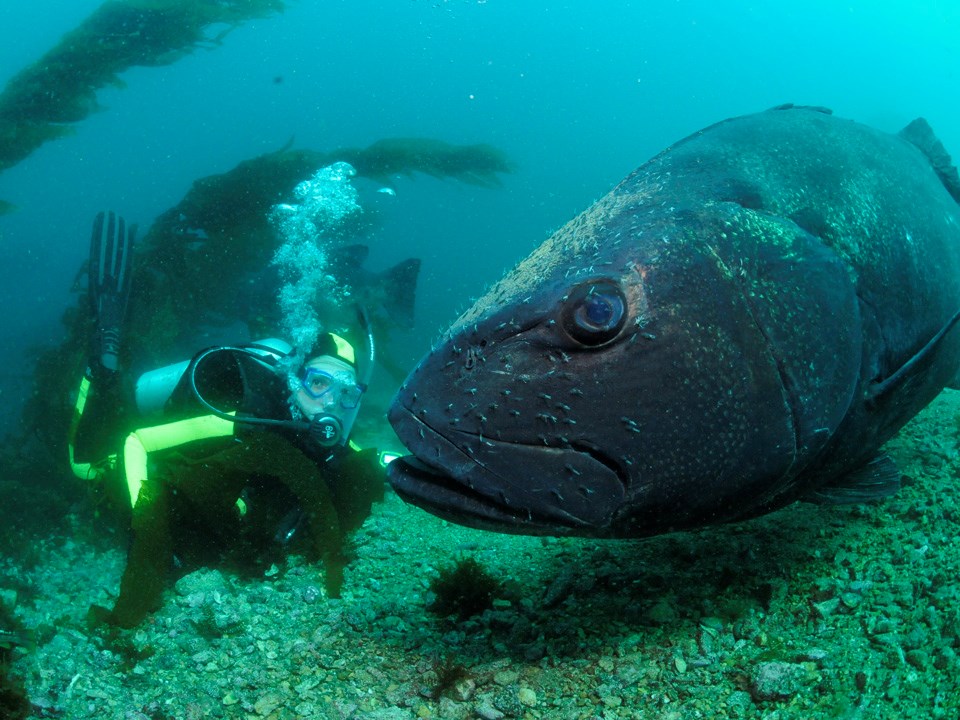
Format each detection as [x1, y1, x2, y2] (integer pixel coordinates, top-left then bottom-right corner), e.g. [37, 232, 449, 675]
[187, 306, 375, 448]
[294, 356, 364, 447]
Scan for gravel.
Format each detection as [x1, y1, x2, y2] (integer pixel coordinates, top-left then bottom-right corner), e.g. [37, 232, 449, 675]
[4, 391, 960, 719]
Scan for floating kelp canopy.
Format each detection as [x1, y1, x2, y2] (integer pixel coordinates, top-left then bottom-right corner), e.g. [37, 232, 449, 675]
[0, 0, 287, 178]
[16, 137, 512, 477]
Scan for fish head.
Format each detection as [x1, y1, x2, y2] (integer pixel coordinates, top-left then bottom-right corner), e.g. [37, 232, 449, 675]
[388, 188, 857, 537]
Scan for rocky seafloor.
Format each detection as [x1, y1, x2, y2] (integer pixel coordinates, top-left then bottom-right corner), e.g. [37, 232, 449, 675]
[3, 391, 960, 719]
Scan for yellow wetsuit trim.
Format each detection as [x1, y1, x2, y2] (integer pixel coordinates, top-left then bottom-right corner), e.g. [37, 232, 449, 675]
[75, 375, 90, 415]
[329, 333, 356, 365]
[122, 412, 237, 507]
[68, 375, 116, 481]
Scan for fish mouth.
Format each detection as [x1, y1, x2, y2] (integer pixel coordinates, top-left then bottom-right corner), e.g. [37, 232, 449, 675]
[386, 408, 626, 535]
[388, 454, 547, 531]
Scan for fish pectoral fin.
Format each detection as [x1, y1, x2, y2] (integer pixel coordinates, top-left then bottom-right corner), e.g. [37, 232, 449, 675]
[869, 307, 960, 403]
[804, 454, 901, 505]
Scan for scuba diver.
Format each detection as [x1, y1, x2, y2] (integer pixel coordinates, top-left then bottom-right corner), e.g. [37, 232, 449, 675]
[68, 211, 385, 628]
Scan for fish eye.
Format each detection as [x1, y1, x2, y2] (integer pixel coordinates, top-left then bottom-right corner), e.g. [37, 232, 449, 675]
[561, 280, 627, 346]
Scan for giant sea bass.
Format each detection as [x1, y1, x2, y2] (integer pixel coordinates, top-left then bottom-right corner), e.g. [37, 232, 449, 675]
[387, 105, 960, 538]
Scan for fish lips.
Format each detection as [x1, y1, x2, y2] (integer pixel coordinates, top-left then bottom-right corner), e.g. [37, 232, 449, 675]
[387, 404, 627, 535]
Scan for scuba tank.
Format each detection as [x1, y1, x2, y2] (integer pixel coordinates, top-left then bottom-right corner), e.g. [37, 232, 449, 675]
[133, 338, 292, 419]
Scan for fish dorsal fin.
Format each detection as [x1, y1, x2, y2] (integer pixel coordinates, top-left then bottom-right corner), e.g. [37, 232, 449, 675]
[768, 103, 833, 116]
[332, 244, 370, 266]
[378, 258, 421, 329]
[899, 118, 960, 204]
[805, 454, 901, 505]
[869, 307, 960, 401]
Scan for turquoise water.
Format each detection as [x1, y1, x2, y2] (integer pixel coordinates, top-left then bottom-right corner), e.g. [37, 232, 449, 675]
[0, 0, 958, 432]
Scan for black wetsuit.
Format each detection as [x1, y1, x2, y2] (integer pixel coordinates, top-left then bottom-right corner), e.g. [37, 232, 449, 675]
[73, 346, 384, 627]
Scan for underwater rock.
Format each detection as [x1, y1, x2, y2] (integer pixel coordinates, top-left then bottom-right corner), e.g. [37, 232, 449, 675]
[750, 661, 812, 701]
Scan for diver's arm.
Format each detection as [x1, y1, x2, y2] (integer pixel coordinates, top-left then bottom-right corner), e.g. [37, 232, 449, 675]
[68, 371, 119, 478]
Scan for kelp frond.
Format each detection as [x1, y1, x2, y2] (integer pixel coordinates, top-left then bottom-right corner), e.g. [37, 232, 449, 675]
[145, 138, 513, 252]
[132, 138, 512, 346]
[340, 138, 514, 188]
[0, 0, 287, 174]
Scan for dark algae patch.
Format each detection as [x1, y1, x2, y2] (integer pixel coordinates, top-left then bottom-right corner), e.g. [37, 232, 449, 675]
[427, 556, 505, 621]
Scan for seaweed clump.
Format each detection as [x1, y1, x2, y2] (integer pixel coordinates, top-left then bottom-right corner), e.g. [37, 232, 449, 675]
[104, 632, 156, 673]
[342, 138, 512, 188]
[427, 557, 503, 621]
[430, 656, 471, 699]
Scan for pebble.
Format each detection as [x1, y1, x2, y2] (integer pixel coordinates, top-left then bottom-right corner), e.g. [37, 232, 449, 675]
[453, 678, 476, 701]
[174, 569, 228, 597]
[517, 687, 537, 706]
[474, 701, 505, 720]
[493, 670, 519, 686]
[0, 588, 16, 609]
[750, 661, 809, 701]
[647, 599, 678, 624]
[362, 708, 416, 720]
[254, 692, 283, 715]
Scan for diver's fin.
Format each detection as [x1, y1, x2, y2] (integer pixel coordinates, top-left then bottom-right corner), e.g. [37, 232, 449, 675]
[805, 454, 901, 505]
[89, 211, 136, 372]
[899, 118, 960, 204]
[378, 257, 421, 329]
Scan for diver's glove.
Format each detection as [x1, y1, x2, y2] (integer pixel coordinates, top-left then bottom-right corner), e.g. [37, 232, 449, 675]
[88, 211, 136, 373]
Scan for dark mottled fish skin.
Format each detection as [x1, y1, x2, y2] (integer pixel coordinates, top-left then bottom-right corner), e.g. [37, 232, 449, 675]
[387, 106, 960, 538]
